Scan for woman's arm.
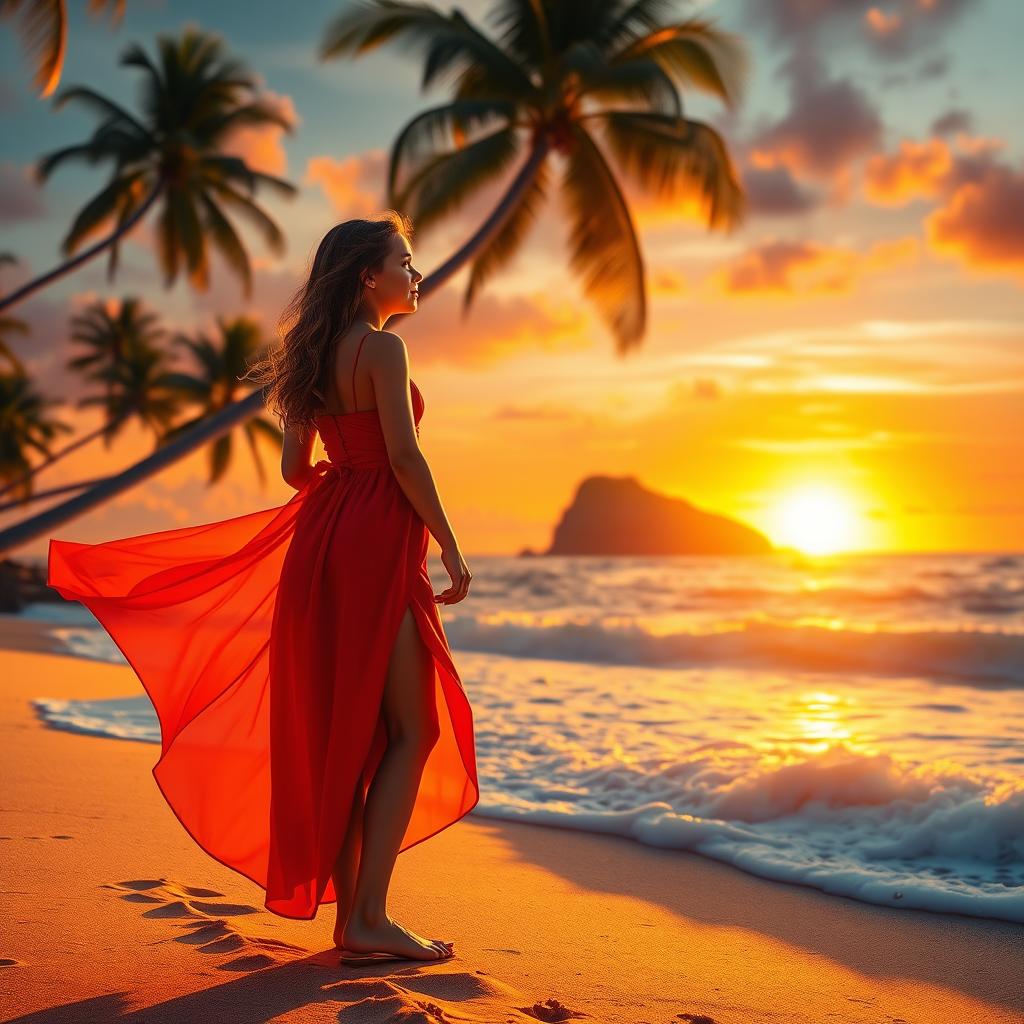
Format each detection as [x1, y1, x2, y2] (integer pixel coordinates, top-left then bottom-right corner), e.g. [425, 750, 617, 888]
[370, 331, 460, 552]
[281, 420, 317, 490]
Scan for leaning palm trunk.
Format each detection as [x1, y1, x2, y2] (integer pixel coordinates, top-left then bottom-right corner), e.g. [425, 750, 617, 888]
[0, 143, 548, 556]
[0, 474, 117, 514]
[0, 185, 162, 315]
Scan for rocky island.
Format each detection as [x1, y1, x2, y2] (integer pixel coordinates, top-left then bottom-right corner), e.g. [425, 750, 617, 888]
[520, 475, 774, 557]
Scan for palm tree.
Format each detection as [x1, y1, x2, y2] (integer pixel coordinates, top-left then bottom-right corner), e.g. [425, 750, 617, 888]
[71, 296, 182, 439]
[0, 314, 29, 374]
[0, 0, 748, 554]
[66, 296, 155, 413]
[75, 311, 183, 441]
[0, 25, 298, 315]
[0, 0, 126, 98]
[321, 0, 749, 353]
[0, 296, 175, 501]
[0, 371, 74, 503]
[159, 315, 282, 486]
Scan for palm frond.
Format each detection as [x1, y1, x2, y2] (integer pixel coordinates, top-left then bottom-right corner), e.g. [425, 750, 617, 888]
[488, 0, 552, 69]
[61, 171, 147, 254]
[0, 0, 66, 97]
[50, 85, 153, 140]
[248, 416, 283, 444]
[172, 332, 221, 381]
[561, 122, 645, 354]
[197, 99, 296, 140]
[388, 97, 517, 201]
[242, 421, 267, 487]
[393, 124, 521, 233]
[167, 190, 209, 289]
[589, 0, 681, 54]
[611, 17, 749, 109]
[570, 47, 682, 118]
[209, 432, 231, 483]
[199, 193, 253, 297]
[597, 110, 745, 230]
[35, 141, 107, 181]
[320, 0, 537, 97]
[208, 183, 286, 255]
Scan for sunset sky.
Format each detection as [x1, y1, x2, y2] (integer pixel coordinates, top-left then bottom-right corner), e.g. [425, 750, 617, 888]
[1, 0, 1022, 558]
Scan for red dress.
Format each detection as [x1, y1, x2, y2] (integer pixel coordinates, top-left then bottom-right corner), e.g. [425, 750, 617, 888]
[47, 338, 480, 919]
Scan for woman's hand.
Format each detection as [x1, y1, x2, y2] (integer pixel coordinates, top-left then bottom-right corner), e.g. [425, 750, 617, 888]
[435, 544, 472, 604]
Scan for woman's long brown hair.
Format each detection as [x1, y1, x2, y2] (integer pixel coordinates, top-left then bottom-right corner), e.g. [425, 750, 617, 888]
[245, 210, 414, 435]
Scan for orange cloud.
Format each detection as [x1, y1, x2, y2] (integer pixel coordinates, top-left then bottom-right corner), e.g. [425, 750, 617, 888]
[304, 150, 386, 217]
[711, 236, 918, 297]
[403, 283, 592, 366]
[863, 138, 954, 204]
[865, 7, 903, 37]
[751, 0, 982, 58]
[863, 236, 921, 270]
[746, 53, 882, 197]
[926, 164, 1024, 279]
[221, 90, 299, 177]
[862, 132, 1006, 207]
[863, 132, 1024, 280]
[713, 240, 854, 296]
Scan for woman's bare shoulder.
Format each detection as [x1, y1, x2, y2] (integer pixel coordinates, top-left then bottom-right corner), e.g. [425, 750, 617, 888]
[366, 330, 408, 369]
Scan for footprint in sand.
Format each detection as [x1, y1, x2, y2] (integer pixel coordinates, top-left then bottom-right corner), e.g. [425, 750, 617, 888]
[341, 970, 541, 1022]
[103, 879, 260, 916]
[101, 878, 307, 972]
[518, 997, 587, 1022]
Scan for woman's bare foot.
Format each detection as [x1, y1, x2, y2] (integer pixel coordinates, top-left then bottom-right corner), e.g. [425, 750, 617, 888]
[341, 913, 452, 960]
[333, 913, 449, 955]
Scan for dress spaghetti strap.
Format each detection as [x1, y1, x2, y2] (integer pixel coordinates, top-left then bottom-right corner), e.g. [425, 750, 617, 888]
[350, 331, 371, 413]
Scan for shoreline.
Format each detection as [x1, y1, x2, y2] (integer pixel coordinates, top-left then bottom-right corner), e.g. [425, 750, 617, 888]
[2, 615, 1022, 1022]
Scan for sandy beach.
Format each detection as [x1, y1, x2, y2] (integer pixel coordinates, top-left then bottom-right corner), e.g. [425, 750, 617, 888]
[1, 614, 1022, 1024]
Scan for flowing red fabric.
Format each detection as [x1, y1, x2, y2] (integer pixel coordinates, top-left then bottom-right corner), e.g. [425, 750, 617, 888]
[47, 378, 479, 919]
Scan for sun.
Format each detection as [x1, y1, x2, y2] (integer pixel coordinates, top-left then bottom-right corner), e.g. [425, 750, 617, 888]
[769, 485, 861, 555]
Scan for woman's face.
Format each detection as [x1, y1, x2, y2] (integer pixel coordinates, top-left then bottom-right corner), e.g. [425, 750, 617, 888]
[370, 233, 422, 314]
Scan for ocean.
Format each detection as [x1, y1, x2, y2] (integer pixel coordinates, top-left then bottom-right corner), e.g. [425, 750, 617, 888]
[19, 549, 1024, 924]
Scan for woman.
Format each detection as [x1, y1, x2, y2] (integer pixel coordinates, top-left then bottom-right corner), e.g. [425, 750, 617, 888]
[47, 211, 479, 966]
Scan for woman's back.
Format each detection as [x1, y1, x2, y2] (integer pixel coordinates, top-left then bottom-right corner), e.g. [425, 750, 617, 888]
[321, 328, 377, 417]
[314, 330, 425, 474]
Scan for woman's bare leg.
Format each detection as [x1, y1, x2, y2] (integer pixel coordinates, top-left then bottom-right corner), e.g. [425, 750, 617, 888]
[331, 770, 366, 948]
[340, 605, 451, 960]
